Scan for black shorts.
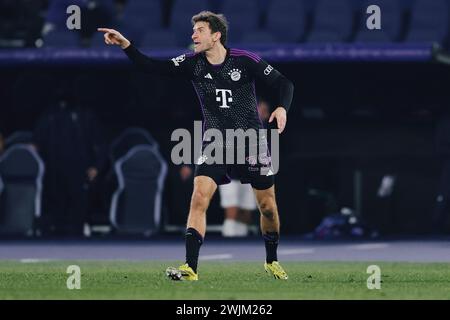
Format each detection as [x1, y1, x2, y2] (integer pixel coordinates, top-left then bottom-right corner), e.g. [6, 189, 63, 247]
[194, 163, 275, 190]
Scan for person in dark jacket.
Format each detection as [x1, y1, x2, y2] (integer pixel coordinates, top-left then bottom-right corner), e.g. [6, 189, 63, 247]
[34, 89, 105, 236]
[433, 112, 450, 234]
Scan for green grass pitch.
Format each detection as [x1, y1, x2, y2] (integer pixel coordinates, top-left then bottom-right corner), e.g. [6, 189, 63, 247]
[0, 260, 449, 299]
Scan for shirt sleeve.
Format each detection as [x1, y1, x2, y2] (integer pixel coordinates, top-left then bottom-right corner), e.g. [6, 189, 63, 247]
[246, 54, 294, 112]
[123, 44, 195, 79]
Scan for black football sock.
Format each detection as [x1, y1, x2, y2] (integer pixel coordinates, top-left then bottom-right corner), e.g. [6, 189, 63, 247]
[185, 227, 203, 273]
[263, 232, 279, 263]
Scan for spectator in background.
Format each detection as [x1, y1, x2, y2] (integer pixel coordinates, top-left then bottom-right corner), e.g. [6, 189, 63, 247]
[219, 99, 272, 237]
[170, 165, 196, 224]
[0, 0, 46, 48]
[33, 85, 105, 236]
[0, 131, 4, 154]
[220, 176, 257, 237]
[433, 112, 450, 234]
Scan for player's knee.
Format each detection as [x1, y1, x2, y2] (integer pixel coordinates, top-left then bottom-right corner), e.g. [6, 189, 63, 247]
[190, 190, 210, 211]
[258, 198, 277, 220]
[261, 209, 276, 221]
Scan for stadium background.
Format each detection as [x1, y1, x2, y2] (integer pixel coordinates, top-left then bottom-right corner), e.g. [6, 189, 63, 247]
[0, 0, 449, 238]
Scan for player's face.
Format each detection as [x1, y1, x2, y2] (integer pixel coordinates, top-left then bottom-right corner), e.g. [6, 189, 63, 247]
[192, 21, 218, 53]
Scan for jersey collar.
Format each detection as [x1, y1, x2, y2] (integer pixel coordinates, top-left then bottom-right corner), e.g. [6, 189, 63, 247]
[203, 47, 230, 71]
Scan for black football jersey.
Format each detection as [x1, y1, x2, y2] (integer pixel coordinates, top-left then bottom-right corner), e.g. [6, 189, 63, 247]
[124, 46, 285, 144]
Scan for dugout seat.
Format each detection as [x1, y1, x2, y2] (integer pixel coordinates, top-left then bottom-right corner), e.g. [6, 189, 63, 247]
[110, 127, 157, 162]
[121, 0, 163, 29]
[307, 0, 354, 43]
[241, 31, 276, 44]
[116, 0, 164, 46]
[4, 131, 34, 150]
[140, 30, 178, 48]
[170, 0, 210, 47]
[43, 29, 80, 47]
[0, 144, 44, 235]
[405, 0, 449, 44]
[222, 0, 260, 44]
[109, 145, 167, 235]
[266, 0, 308, 43]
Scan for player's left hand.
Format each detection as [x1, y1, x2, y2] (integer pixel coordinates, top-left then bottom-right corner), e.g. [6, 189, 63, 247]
[269, 107, 287, 134]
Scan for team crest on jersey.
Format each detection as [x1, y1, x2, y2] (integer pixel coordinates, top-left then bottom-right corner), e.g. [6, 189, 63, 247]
[228, 68, 241, 81]
[171, 54, 186, 66]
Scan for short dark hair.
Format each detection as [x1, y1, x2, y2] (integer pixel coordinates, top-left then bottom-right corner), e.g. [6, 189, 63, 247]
[191, 11, 228, 46]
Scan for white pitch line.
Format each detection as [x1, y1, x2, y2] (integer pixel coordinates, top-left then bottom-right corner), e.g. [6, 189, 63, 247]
[348, 243, 390, 250]
[279, 248, 315, 255]
[200, 254, 233, 260]
[20, 259, 54, 263]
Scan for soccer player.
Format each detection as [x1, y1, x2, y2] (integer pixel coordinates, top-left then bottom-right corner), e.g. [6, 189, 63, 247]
[98, 11, 294, 280]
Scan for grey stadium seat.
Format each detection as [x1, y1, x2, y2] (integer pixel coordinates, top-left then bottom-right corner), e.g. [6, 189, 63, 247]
[109, 145, 167, 235]
[0, 144, 44, 235]
[110, 127, 157, 162]
[307, 0, 354, 43]
[4, 130, 33, 150]
[405, 0, 449, 44]
[266, 0, 308, 43]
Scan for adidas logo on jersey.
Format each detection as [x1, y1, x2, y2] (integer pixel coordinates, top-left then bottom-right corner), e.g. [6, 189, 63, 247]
[204, 73, 213, 79]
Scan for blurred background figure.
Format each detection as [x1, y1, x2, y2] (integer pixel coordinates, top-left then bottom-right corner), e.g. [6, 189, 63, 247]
[432, 111, 450, 234]
[219, 99, 271, 237]
[0, 0, 46, 48]
[166, 164, 195, 226]
[220, 179, 257, 237]
[33, 84, 105, 236]
[0, 131, 4, 154]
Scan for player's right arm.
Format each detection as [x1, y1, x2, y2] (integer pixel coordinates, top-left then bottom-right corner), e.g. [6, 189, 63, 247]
[97, 28, 193, 78]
